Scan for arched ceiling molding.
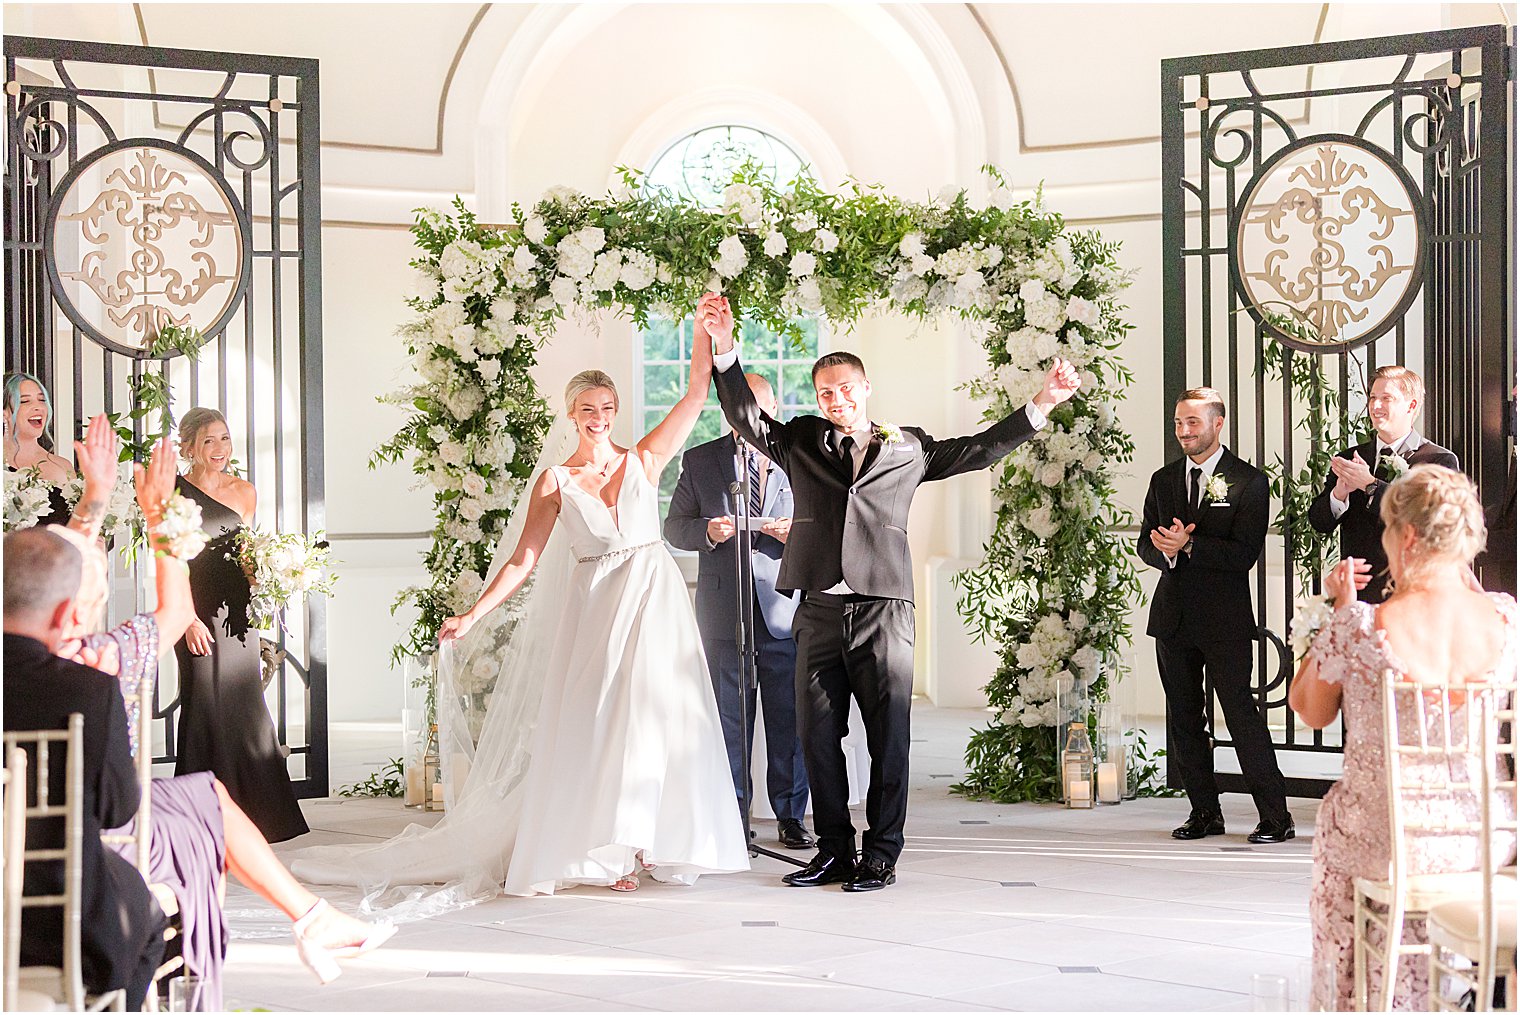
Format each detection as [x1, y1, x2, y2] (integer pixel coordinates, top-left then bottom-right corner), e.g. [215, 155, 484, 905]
[610, 89, 851, 193]
[134, 1, 489, 155]
[967, 1, 1329, 153]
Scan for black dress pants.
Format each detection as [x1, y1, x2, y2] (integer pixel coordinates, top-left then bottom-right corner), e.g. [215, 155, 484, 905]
[792, 592, 916, 865]
[1155, 634, 1289, 822]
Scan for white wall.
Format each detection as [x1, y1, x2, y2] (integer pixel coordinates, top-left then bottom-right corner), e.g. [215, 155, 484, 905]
[5, 1, 1512, 724]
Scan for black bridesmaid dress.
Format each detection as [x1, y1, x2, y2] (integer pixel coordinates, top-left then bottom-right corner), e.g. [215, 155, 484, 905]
[172, 476, 309, 842]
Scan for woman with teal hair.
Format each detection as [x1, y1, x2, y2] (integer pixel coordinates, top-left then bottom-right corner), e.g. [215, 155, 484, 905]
[5, 372, 75, 527]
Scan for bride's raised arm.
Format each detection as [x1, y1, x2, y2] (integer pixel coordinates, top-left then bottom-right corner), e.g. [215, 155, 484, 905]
[632, 297, 717, 479]
[438, 468, 562, 642]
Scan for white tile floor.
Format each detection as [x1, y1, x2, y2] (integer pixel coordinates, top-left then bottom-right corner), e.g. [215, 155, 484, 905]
[224, 704, 1319, 1012]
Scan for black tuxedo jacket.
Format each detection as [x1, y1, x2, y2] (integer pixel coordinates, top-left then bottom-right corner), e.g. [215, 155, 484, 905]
[1138, 448, 1269, 641]
[1307, 432, 1459, 601]
[715, 359, 1037, 603]
[663, 434, 799, 641]
[3, 633, 157, 994]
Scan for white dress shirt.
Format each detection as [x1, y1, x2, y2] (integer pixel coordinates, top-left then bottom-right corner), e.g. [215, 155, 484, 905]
[1167, 443, 1225, 568]
[1328, 431, 1413, 519]
[714, 343, 1047, 595]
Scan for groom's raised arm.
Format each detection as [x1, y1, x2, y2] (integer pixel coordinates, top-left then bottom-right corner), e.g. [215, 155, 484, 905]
[918, 406, 1040, 483]
[713, 356, 790, 468]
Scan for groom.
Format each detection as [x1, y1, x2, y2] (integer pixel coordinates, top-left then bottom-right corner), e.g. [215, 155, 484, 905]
[700, 293, 1080, 891]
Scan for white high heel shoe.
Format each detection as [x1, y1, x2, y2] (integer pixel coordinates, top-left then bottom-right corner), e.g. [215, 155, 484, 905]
[292, 899, 397, 984]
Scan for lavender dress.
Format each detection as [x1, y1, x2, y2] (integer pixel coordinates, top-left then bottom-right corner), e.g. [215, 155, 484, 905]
[1307, 594, 1517, 1011]
[88, 614, 228, 1012]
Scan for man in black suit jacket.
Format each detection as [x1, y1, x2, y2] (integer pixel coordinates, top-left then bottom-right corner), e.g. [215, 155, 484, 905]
[1138, 388, 1292, 844]
[1308, 365, 1459, 602]
[2, 528, 165, 1009]
[701, 293, 1080, 891]
[664, 373, 812, 850]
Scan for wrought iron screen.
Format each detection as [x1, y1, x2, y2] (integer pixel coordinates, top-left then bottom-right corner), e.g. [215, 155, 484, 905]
[1161, 26, 1513, 797]
[4, 37, 328, 796]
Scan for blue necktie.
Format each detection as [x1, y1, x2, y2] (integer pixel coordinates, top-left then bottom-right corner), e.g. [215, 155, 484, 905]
[748, 452, 764, 518]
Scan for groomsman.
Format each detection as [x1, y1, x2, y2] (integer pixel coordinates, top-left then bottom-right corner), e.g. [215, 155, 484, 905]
[664, 374, 813, 850]
[1138, 388, 1292, 843]
[1308, 365, 1459, 602]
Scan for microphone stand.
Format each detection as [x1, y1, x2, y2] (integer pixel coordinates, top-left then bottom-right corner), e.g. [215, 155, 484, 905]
[731, 439, 804, 869]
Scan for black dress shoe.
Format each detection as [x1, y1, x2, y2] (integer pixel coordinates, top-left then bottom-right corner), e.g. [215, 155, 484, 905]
[841, 857, 896, 893]
[1247, 816, 1296, 844]
[1171, 810, 1226, 840]
[781, 852, 856, 887]
[777, 818, 816, 850]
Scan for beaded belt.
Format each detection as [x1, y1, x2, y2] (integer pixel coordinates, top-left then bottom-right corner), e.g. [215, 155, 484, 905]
[577, 540, 661, 565]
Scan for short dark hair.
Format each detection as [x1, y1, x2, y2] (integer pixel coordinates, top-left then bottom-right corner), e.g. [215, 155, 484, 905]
[3, 527, 82, 623]
[811, 351, 867, 384]
[1176, 386, 1226, 421]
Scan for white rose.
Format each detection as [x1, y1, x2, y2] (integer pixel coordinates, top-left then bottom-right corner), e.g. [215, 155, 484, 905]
[1066, 296, 1101, 328]
[476, 357, 502, 384]
[1019, 278, 1047, 304]
[936, 184, 963, 206]
[796, 278, 824, 313]
[461, 473, 487, 498]
[791, 212, 818, 233]
[439, 441, 466, 467]
[814, 228, 839, 253]
[576, 226, 605, 252]
[989, 188, 1014, 211]
[1038, 462, 1065, 488]
[512, 245, 538, 275]
[899, 233, 926, 259]
[523, 216, 548, 244]
[457, 497, 485, 522]
[591, 250, 624, 292]
[890, 275, 928, 304]
[763, 230, 788, 257]
[550, 275, 578, 306]
[714, 235, 748, 279]
[788, 251, 817, 278]
[910, 253, 936, 277]
[542, 185, 580, 205]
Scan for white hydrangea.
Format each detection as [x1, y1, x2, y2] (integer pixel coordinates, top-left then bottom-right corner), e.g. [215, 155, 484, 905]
[1066, 296, 1101, 328]
[713, 235, 748, 279]
[429, 301, 467, 339]
[555, 237, 594, 279]
[788, 251, 817, 278]
[620, 250, 656, 291]
[438, 239, 482, 281]
[721, 183, 766, 227]
[1025, 294, 1067, 332]
[796, 278, 824, 313]
[591, 250, 623, 292]
[1019, 278, 1047, 304]
[891, 274, 929, 304]
[522, 216, 548, 244]
[550, 275, 578, 306]
[899, 233, 926, 259]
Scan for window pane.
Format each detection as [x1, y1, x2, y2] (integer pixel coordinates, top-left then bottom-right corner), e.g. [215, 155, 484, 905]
[643, 318, 680, 362]
[644, 409, 666, 436]
[740, 318, 781, 358]
[781, 361, 815, 408]
[746, 362, 779, 392]
[793, 319, 820, 358]
[643, 363, 685, 406]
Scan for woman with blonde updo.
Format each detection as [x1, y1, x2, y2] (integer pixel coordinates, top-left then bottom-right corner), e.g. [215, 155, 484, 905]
[173, 406, 308, 842]
[1292, 465, 1516, 1010]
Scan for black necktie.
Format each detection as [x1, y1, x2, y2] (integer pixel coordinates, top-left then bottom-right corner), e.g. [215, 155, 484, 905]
[747, 452, 763, 517]
[839, 435, 855, 475]
[1189, 466, 1202, 516]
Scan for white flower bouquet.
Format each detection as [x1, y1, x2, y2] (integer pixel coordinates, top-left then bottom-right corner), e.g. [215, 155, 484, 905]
[153, 492, 209, 561]
[4, 466, 54, 530]
[61, 462, 142, 544]
[1289, 595, 1337, 662]
[230, 526, 339, 630]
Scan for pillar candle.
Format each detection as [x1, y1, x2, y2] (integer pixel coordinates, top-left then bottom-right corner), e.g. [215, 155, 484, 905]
[1097, 762, 1121, 803]
[404, 764, 423, 806]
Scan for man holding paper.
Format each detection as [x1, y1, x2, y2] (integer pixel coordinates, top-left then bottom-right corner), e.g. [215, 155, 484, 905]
[664, 372, 813, 851]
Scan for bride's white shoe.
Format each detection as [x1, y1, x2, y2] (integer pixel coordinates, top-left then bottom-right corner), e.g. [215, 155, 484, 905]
[292, 899, 397, 984]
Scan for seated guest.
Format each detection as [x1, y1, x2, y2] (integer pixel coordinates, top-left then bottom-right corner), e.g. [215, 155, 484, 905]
[1137, 387, 1292, 843]
[54, 440, 393, 1005]
[1291, 465, 1516, 1011]
[3, 527, 165, 1009]
[1308, 365, 1459, 602]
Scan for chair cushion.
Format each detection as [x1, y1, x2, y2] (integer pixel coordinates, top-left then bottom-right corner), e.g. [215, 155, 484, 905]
[1427, 894, 1519, 951]
[1355, 871, 1508, 911]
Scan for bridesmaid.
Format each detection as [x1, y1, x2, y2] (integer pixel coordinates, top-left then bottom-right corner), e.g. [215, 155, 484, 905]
[4, 372, 75, 526]
[173, 406, 308, 842]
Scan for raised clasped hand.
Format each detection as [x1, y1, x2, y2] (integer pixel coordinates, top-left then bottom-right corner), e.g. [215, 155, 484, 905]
[1328, 452, 1375, 498]
[1034, 358, 1081, 415]
[696, 292, 734, 354]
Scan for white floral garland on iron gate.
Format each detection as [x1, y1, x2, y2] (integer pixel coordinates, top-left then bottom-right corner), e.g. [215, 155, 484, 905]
[379, 168, 1142, 801]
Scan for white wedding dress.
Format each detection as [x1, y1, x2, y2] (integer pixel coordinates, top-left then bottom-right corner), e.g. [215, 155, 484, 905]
[293, 447, 749, 906]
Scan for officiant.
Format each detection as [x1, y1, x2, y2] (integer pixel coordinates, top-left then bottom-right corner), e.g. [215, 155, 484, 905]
[664, 373, 814, 851]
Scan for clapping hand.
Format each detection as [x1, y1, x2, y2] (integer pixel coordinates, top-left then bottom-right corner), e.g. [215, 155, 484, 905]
[1149, 517, 1195, 558]
[1328, 452, 1375, 500]
[1032, 358, 1081, 416]
[1324, 557, 1371, 608]
[74, 414, 119, 496]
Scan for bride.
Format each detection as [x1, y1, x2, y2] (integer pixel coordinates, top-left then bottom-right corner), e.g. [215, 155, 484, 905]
[295, 309, 748, 902]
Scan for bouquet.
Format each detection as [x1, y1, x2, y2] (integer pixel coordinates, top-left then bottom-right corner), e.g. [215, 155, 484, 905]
[1289, 595, 1337, 662]
[153, 492, 209, 560]
[230, 527, 339, 630]
[61, 462, 142, 544]
[3, 466, 54, 530]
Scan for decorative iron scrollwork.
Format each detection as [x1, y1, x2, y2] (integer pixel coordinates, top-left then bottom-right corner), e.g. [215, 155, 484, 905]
[44, 139, 250, 358]
[1232, 135, 1426, 352]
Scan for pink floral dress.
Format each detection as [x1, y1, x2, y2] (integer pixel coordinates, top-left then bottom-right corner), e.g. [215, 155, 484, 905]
[1307, 594, 1517, 1011]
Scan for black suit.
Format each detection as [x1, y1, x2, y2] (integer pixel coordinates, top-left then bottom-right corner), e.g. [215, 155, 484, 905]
[664, 435, 808, 821]
[715, 359, 1038, 865]
[1138, 449, 1288, 823]
[3, 633, 165, 1009]
[1307, 432, 1459, 602]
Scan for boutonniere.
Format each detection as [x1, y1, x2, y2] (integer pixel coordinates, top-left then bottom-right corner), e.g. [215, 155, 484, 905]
[1376, 452, 1409, 481]
[875, 423, 904, 446]
[1202, 473, 1230, 504]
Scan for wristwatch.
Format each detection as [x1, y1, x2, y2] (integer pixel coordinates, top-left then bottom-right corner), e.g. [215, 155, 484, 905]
[1183, 538, 1195, 556]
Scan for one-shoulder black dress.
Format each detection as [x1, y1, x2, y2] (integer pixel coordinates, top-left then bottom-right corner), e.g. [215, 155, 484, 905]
[172, 476, 308, 842]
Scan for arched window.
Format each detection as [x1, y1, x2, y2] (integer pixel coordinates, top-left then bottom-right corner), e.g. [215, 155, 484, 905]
[643, 125, 805, 206]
